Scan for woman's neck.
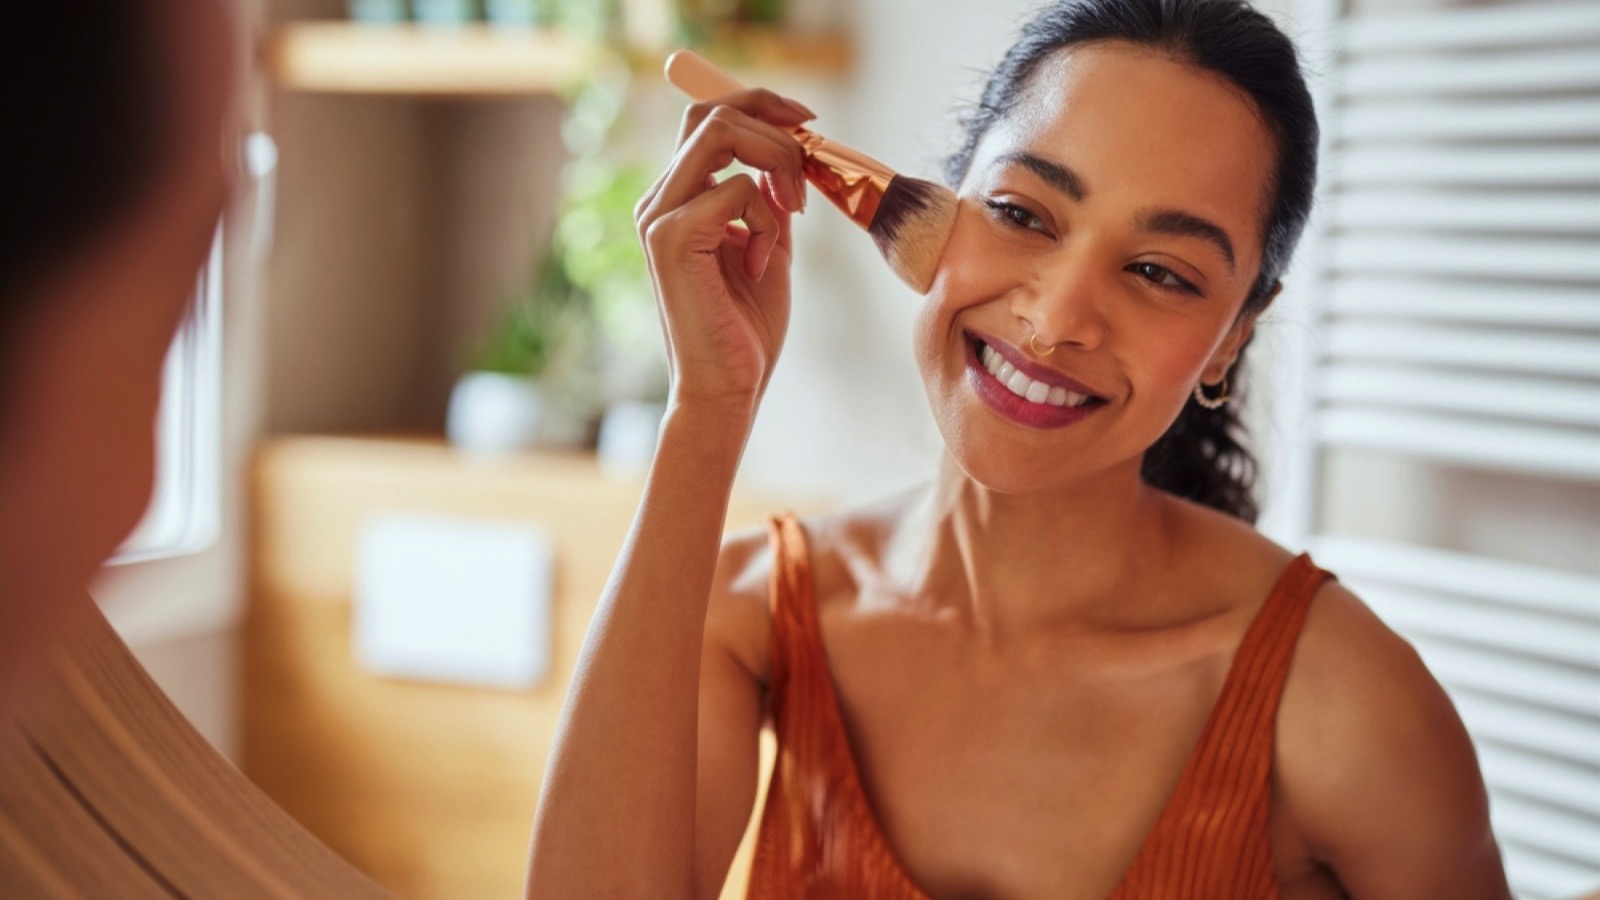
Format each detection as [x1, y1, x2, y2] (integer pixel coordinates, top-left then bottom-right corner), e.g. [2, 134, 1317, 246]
[889, 452, 1178, 642]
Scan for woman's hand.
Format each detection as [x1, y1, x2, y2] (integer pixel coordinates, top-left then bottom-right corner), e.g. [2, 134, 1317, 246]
[634, 89, 813, 419]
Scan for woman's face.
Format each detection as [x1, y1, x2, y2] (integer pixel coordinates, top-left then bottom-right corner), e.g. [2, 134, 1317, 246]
[915, 41, 1279, 496]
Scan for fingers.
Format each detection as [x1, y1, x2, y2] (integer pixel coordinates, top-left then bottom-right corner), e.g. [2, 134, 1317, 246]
[675, 87, 814, 145]
[668, 107, 806, 215]
[636, 89, 813, 230]
[645, 173, 784, 281]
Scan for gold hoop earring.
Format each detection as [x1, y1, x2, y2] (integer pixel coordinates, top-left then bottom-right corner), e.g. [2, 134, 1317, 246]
[1028, 332, 1056, 357]
[1193, 377, 1229, 410]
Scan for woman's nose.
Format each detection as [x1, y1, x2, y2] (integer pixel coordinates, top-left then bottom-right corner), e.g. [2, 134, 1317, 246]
[1008, 258, 1109, 352]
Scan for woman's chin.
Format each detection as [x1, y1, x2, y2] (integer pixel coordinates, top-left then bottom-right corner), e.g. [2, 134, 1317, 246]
[938, 433, 1076, 497]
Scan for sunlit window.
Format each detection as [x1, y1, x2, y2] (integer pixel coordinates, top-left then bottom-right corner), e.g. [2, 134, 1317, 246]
[108, 228, 223, 564]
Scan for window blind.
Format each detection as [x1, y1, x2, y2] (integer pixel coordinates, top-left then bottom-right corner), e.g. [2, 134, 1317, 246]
[1276, 2, 1600, 897]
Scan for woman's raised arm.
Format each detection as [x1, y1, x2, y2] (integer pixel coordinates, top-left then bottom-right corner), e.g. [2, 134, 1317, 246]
[524, 88, 811, 899]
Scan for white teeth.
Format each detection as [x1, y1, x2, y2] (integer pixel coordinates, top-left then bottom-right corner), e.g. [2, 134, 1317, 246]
[978, 341, 1096, 408]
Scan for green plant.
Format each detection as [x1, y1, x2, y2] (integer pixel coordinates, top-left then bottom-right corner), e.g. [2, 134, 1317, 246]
[557, 158, 658, 375]
[471, 253, 585, 378]
[470, 54, 665, 403]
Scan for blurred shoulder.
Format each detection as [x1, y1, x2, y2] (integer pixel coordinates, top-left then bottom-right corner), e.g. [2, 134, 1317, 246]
[1276, 575, 1504, 891]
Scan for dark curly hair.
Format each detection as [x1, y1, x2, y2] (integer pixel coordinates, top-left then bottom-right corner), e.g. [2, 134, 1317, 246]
[946, 0, 1319, 522]
[0, 2, 162, 346]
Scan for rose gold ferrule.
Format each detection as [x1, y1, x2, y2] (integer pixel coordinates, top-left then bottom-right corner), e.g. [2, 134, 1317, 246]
[793, 129, 894, 231]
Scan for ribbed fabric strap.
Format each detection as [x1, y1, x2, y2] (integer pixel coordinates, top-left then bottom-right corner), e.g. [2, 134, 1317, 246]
[1108, 554, 1331, 900]
[748, 515, 925, 899]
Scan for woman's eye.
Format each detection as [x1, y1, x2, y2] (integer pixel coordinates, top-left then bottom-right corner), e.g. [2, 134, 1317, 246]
[1129, 262, 1200, 295]
[983, 199, 1050, 235]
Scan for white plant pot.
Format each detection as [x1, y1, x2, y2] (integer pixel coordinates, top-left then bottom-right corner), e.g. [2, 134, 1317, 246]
[596, 401, 666, 478]
[447, 372, 582, 457]
[413, 0, 477, 26]
[348, 0, 408, 23]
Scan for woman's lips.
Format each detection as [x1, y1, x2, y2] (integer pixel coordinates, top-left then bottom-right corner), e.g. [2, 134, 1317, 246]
[968, 330, 1106, 397]
[963, 332, 1107, 430]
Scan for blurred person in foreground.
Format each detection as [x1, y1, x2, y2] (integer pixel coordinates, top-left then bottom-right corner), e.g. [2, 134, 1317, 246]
[0, 0, 230, 709]
[0, 2, 387, 895]
[525, 0, 1514, 897]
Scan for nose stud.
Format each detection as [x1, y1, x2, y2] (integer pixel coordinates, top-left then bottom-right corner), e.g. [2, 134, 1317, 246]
[1028, 331, 1057, 357]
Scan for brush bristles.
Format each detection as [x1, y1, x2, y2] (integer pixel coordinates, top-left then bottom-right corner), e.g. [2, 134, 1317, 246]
[868, 176, 959, 294]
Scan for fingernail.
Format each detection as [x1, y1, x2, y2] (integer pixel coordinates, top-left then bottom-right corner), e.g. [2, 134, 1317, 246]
[784, 97, 818, 120]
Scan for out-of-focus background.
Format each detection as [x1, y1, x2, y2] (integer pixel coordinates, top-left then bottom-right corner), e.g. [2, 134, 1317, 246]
[88, 0, 1597, 897]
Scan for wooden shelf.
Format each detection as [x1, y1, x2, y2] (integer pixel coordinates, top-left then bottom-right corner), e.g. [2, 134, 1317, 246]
[267, 21, 854, 97]
[632, 24, 856, 76]
[267, 22, 598, 96]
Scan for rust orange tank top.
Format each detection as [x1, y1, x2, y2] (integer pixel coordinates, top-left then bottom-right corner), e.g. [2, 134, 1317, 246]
[746, 514, 1333, 899]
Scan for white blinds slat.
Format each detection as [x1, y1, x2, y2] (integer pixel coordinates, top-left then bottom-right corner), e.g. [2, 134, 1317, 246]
[1315, 408, 1600, 480]
[1360, 586, 1600, 674]
[1323, 278, 1600, 329]
[1318, 364, 1600, 428]
[1334, 147, 1600, 188]
[1447, 690, 1598, 768]
[1329, 189, 1600, 236]
[1476, 742, 1600, 815]
[1309, 535, 1600, 620]
[1499, 840, 1600, 900]
[1342, 1, 1600, 54]
[1329, 234, 1600, 283]
[1414, 639, 1600, 717]
[1323, 321, 1600, 378]
[1489, 791, 1600, 877]
[1339, 97, 1600, 142]
[1340, 47, 1600, 98]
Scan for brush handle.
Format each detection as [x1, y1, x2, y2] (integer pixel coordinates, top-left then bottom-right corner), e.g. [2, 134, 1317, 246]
[662, 50, 896, 185]
[663, 50, 747, 102]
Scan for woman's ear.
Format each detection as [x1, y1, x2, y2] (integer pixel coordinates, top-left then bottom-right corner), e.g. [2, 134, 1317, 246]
[1202, 281, 1281, 382]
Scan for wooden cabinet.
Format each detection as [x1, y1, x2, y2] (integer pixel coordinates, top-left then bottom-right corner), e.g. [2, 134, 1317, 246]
[243, 436, 801, 898]
[267, 21, 854, 96]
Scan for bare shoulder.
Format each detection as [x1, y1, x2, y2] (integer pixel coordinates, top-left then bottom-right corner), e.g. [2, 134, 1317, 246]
[704, 522, 777, 685]
[791, 489, 925, 610]
[1276, 576, 1511, 897]
[704, 493, 917, 686]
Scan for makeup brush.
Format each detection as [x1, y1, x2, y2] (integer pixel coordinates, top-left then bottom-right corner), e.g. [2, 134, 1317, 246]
[664, 50, 957, 294]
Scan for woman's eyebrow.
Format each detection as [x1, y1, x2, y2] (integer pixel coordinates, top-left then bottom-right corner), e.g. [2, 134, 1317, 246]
[996, 151, 1087, 202]
[994, 151, 1238, 274]
[1138, 209, 1237, 273]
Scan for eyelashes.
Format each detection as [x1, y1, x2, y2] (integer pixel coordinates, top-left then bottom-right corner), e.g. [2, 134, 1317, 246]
[982, 197, 1203, 297]
[983, 198, 1050, 235]
[1128, 261, 1201, 295]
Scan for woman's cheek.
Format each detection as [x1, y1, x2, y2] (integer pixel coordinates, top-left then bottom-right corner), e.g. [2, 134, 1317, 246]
[1129, 323, 1225, 421]
[919, 200, 1025, 334]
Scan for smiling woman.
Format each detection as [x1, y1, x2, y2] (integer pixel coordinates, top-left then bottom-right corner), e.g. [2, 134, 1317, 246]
[524, 1, 1513, 899]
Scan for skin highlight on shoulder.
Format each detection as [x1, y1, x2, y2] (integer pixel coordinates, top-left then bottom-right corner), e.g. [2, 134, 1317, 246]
[705, 524, 777, 686]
